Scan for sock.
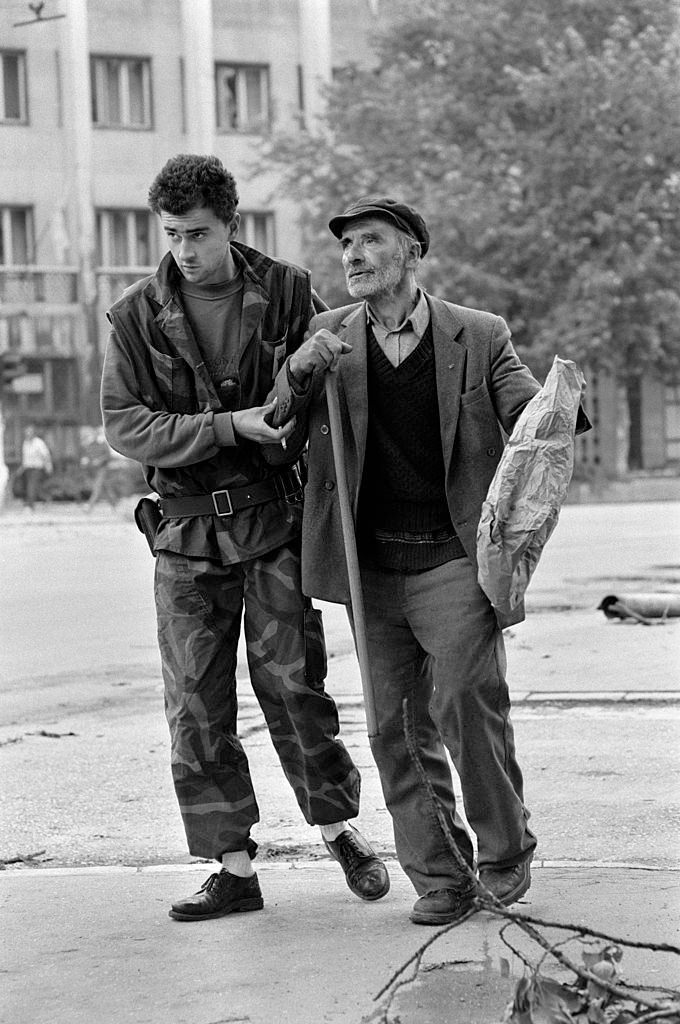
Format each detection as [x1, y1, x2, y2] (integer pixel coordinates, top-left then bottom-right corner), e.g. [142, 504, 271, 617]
[319, 821, 350, 842]
[221, 850, 255, 877]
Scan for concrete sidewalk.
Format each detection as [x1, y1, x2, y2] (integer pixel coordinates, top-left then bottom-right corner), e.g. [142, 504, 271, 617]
[2, 860, 679, 1024]
[1, 500, 678, 1022]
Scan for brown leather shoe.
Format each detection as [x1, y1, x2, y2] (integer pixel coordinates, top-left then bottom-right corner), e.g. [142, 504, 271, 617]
[478, 860, 531, 907]
[324, 824, 390, 901]
[169, 870, 264, 921]
[410, 885, 477, 925]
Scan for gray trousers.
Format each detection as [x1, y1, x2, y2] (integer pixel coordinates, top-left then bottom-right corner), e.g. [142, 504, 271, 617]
[358, 554, 536, 896]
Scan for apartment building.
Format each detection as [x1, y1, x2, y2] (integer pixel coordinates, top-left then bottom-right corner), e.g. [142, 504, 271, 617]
[1, 0, 677, 478]
[0, 0, 383, 467]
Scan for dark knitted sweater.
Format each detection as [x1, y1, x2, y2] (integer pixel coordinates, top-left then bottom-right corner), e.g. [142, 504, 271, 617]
[360, 324, 462, 572]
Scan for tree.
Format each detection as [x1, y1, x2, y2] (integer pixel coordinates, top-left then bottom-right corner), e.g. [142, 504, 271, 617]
[260, 0, 680, 396]
[489, 17, 680, 382]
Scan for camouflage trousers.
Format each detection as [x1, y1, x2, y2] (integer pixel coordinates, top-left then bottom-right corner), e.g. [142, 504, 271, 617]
[154, 542, 361, 860]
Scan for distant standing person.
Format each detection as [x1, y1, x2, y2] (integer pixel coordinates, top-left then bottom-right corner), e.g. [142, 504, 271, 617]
[21, 424, 52, 509]
[85, 431, 127, 511]
[100, 155, 388, 923]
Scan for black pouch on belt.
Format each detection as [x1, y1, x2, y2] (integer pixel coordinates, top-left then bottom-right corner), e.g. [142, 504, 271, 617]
[134, 495, 163, 555]
[303, 596, 328, 688]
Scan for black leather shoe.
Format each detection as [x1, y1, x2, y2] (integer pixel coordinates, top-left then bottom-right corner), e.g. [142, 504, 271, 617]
[169, 870, 264, 921]
[323, 824, 390, 901]
[478, 860, 531, 906]
[410, 885, 477, 925]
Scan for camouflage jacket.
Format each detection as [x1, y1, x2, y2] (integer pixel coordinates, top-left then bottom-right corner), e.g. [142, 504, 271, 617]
[101, 244, 317, 563]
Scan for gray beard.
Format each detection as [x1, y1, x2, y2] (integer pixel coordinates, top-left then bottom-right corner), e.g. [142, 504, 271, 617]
[345, 255, 405, 299]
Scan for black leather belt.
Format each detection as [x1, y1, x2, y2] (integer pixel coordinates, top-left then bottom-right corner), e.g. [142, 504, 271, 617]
[159, 468, 302, 518]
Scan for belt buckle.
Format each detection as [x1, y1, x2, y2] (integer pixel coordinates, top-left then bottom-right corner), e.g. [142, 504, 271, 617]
[212, 489, 233, 516]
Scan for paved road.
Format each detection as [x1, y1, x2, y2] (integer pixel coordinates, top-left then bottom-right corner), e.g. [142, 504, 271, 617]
[1, 498, 678, 689]
[1, 499, 679, 1024]
[0, 499, 678, 870]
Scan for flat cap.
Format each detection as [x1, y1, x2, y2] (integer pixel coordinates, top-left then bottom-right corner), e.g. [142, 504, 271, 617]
[328, 195, 430, 256]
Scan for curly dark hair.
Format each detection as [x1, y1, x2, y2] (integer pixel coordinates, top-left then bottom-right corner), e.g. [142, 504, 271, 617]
[147, 154, 239, 225]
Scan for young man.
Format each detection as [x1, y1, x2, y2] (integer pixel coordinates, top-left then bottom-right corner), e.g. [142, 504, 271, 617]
[267, 195, 589, 925]
[100, 157, 388, 921]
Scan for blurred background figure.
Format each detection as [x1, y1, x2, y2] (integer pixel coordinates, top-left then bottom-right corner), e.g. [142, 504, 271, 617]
[82, 428, 126, 511]
[20, 425, 53, 510]
[0, 414, 9, 512]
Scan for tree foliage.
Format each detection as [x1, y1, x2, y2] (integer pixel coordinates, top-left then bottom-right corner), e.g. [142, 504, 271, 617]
[260, 0, 680, 380]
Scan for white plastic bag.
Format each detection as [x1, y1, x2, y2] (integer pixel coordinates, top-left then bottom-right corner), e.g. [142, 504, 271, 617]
[477, 356, 586, 615]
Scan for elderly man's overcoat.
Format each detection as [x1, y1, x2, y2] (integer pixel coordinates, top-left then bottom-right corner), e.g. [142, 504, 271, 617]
[269, 293, 542, 628]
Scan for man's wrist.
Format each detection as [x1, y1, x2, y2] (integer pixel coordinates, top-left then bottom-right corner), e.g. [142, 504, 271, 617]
[214, 411, 237, 446]
[287, 358, 311, 389]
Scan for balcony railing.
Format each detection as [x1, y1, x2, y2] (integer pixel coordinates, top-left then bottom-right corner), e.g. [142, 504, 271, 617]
[0, 266, 158, 308]
[96, 267, 155, 308]
[0, 266, 80, 305]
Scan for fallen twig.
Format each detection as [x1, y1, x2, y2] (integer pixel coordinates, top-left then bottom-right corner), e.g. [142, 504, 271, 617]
[0, 735, 23, 747]
[373, 903, 480, 1001]
[0, 849, 48, 866]
[487, 906, 680, 959]
[369, 694, 680, 1023]
[632, 1010, 680, 1024]
[478, 898, 663, 1010]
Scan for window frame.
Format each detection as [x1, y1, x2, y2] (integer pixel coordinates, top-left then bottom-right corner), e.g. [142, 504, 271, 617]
[664, 382, 680, 463]
[238, 211, 276, 254]
[0, 205, 35, 265]
[3, 353, 80, 421]
[214, 62, 270, 133]
[95, 207, 157, 268]
[90, 54, 153, 130]
[0, 50, 28, 124]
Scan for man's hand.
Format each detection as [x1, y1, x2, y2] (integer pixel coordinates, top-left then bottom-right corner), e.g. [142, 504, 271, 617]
[232, 398, 296, 445]
[289, 328, 352, 382]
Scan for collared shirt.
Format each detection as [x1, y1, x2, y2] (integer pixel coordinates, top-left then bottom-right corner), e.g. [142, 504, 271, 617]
[366, 289, 430, 367]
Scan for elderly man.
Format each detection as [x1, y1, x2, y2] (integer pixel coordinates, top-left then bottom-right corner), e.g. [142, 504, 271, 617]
[267, 195, 588, 925]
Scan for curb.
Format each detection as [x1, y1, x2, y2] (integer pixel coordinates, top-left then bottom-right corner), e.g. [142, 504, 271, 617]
[513, 690, 680, 704]
[2, 858, 678, 878]
[334, 692, 680, 709]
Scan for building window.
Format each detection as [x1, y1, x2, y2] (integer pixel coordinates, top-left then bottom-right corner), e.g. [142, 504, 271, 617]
[91, 56, 152, 129]
[239, 212, 275, 253]
[215, 64, 269, 132]
[0, 206, 34, 264]
[96, 209, 156, 266]
[4, 355, 79, 419]
[49, 356, 79, 415]
[665, 383, 680, 463]
[0, 51, 27, 123]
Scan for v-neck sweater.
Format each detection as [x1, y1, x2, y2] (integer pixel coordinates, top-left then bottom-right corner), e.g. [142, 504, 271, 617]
[360, 324, 461, 572]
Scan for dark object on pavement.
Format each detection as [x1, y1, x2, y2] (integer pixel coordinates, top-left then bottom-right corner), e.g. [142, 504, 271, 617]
[410, 884, 477, 925]
[323, 823, 390, 901]
[598, 593, 680, 624]
[479, 859, 532, 906]
[169, 870, 264, 921]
